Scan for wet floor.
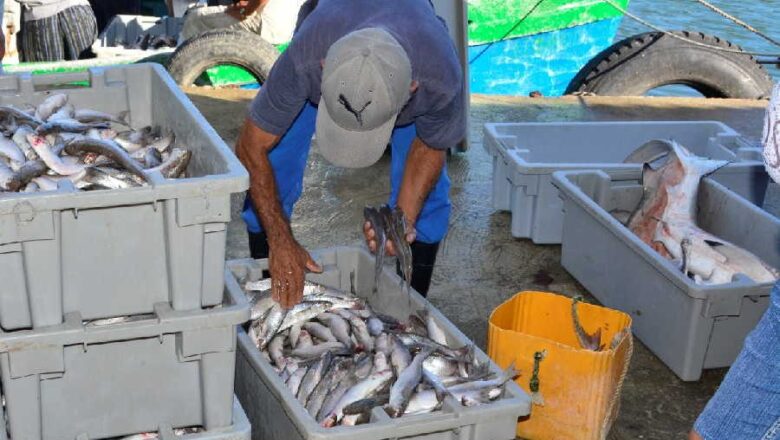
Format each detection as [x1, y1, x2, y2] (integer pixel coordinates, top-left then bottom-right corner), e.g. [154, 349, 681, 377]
[186, 88, 772, 440]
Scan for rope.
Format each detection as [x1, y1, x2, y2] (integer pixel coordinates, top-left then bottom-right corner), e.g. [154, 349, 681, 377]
[694, 0, 780, 48]
[468, 0, 547, 65]
[600, 0, 780, 57]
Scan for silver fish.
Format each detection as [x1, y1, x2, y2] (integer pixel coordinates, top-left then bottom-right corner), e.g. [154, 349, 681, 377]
[63, 138, 148, 181]
[0, 107, 43, 129]
[381, 205, 413, 299]
[387, 349, 433, 417]
[268, 334, 287, 370]
[364, 206, 387, 294]
[47, 104, 75, 122]
[421, 309, 447, 346]
[297, 352, 333, 405]
[74, 109, 129, 126]
[295, 329, 313, 349]
[36, 120, 111, 136]
[304, 322, 337, 342]
[287, 366, 308, 397]
[320, 369, 394, 428]
[0, 135, 25, 164]
[35, 93, 68, 121]
[289, 341, 346, 360]
[147, 148, 191, 179]
[318, 313, 354, 349]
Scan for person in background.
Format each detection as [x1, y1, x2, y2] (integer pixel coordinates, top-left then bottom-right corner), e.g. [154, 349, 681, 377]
[689, 82, 780, 440]
[15, 0, 97, 62]
[179, 0, 305, 45]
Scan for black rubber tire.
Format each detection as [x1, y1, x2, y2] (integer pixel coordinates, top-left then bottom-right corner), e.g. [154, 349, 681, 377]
[166, 29, 279, 86]
[565, 31, 774, 99]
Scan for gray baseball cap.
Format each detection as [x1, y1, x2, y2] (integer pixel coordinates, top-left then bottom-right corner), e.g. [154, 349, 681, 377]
[316, 27, 412, 168]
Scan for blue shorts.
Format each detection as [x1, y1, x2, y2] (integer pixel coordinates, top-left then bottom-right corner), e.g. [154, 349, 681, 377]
[694, 283, 780, 439]
[241, 102, 451, 244]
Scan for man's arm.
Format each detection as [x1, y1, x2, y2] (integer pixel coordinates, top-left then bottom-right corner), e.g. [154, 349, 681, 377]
[364, 137, 445, 255]
[236, 118, 321, 308]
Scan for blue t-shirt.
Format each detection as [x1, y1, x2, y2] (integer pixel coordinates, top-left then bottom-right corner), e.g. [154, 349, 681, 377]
[249, 0, 465, 150]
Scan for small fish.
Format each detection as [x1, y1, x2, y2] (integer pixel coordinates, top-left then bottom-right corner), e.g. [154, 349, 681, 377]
[297, 352, 333, 405]
[34, 94, 68, 121]
[303, 322, 337, 342]
[63, 138, 148, 182]
[47, 104, 75, 122]
[0, 135, 25, 164]
[0, 106, 43, 128]
[381, 205, 414, 300]
[27, 134, 86, 176]
[321, 369, 394, 427]
[421, 309, 448, 346]
[364, 206, 387, 294]
[147, 148, 191, 179]
[74, 109, 130, 126]
[386, 349, 433, 417]
[36, 120, 110, 136]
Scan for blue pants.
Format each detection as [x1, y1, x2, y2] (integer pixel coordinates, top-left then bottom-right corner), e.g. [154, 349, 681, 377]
[694, 283, 780, 439]
[242, 102, 451, 244]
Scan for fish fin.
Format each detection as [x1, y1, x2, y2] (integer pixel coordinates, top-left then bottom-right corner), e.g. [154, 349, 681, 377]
[571, 297, 602, 351]
[115, 110, 130, 127]
[500, 361, 520, 384]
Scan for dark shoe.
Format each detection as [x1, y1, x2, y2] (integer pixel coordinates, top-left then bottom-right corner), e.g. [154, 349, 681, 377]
[397, 241, 440, 297]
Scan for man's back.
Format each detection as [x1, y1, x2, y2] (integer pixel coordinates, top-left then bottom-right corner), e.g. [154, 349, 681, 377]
[289, 0, 462, 128]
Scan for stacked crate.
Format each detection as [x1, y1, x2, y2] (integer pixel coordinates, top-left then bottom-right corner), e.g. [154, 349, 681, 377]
[0, 64, 250, 439]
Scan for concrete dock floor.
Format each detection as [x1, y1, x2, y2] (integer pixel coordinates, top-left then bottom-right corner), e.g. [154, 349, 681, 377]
[185, 88, 772, 440]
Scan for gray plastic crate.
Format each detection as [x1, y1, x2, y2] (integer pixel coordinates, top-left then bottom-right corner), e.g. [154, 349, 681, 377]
[0, 277, 249, 440]
[92, 15, 183, 58]
[230, 246, 532, 440]
[552, 170, 780, 381]
[0, 64, 248, 330]
[0, 397, 251, 440]
[483, 121, 768, 244]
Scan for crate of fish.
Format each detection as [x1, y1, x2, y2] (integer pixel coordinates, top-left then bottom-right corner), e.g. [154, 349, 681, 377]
[551, 141, 780, 381]
[482, 120, 768, 244]
[0, 274, 249, 440]
[92, 15, 182, 59]
[0, 64, 248, 330]
[230, 246, 532, 440]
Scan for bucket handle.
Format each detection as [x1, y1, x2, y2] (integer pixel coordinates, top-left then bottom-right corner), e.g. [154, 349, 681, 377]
[600, 331, 634, 438]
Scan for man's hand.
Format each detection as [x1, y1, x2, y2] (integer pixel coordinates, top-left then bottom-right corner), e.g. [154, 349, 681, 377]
[269, 236, 322, 309]
[365, 137, 444, 255]
[236, 117, 322, 308]
[363, 218, 416, 256]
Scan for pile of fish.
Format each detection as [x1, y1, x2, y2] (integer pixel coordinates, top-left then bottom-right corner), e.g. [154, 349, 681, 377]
[244, 279, 517, 427]
[0, 93, 191, 193]
[622, 139, 779, 285]
[364, 205, 413, 297]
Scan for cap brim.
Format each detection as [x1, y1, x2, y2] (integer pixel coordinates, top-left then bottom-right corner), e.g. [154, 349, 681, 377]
[315, 102, 395, 168]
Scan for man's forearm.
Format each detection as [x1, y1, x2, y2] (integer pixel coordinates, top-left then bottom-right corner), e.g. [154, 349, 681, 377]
[396, 137, 446, 225]
[236, 119, 294, 246]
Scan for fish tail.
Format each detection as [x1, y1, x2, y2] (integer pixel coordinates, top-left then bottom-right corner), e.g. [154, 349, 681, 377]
[116, 110, 131, 127]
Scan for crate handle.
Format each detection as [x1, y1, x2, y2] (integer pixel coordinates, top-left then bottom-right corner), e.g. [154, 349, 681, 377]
[20, 68, 106, 94]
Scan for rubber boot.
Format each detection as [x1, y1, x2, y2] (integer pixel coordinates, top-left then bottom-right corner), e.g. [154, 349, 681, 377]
[397, 241, 440, 297]
[247, 230, 271, 278]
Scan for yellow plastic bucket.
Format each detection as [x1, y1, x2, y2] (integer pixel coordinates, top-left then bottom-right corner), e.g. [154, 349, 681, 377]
[488, 291, 633, 440]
